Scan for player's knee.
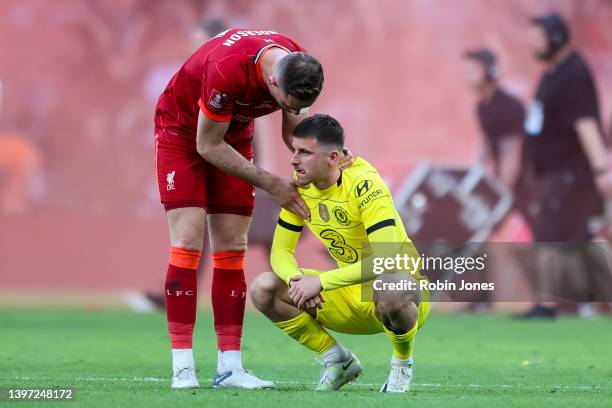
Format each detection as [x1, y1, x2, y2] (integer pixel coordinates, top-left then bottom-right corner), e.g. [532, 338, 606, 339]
[208, 214, 251, 252]
[376, 297, 418, 333]
[249, 272, 282, 311]
[167, 208, 206, 250]
[374, 272, 420, 332]
[172, 228, 204, 251]
[210, 230, 248, 252]
[376, 295, 414, 317]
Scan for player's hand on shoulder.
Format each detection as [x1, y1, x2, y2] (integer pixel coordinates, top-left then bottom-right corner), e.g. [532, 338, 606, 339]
[339, 147, 355, 171]
[268, 178, 311, 221]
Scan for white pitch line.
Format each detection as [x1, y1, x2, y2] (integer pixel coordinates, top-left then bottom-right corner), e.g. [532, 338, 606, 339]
[3, 376, 604, 391]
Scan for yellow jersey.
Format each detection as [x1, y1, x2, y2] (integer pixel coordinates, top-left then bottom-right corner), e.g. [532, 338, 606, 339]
[270, 157, 421, 290]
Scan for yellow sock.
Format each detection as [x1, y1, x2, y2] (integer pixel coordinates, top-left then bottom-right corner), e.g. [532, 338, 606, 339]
[384, 323, 418, 360]
[274, 312, 336, 354]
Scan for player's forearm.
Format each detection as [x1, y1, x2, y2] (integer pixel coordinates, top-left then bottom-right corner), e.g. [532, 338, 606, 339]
[270, 222, 303, 285]
[270, 246, 301, 286]
[319, 261, 368, 291]
[576, 118, 608, 173]
[198, 141, 277, 190]
[282, 131, 294, 152]
[281, 110, 310, 152]
[321, 250, 420, 291]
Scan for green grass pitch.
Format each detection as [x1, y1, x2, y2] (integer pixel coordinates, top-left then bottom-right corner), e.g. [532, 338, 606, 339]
[1, 310, 611, 407]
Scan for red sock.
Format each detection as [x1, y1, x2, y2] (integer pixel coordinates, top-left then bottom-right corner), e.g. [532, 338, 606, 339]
[211, 250, 246, 351]
[165, 247, 201, 349]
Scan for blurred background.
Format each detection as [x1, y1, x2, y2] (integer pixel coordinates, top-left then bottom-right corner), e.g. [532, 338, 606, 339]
[1, 0, 611, 310]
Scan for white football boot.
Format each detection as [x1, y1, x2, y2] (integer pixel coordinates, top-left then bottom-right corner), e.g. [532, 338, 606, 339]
[171, 366, 200, 389]
[212, 369, 275, 389]
[380, 356, 413, 393]
[315, 351, 362, 391]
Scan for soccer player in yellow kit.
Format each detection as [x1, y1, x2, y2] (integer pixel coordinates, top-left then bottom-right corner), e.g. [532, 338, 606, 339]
[250, 114, 429, 392]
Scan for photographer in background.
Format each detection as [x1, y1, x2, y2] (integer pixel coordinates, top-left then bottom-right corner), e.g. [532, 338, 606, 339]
[521, 13, 612, 318]
[462, 48, 534, 313]
[463, 48, 534, 227]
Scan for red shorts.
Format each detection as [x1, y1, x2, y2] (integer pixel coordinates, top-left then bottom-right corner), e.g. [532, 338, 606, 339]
[155, 129, 255, 216]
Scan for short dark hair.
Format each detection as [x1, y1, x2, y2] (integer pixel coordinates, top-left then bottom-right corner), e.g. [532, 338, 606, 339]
[530, 13, 570, 57]
[276, 52, 324, 102]
[292, 114, 344, 150]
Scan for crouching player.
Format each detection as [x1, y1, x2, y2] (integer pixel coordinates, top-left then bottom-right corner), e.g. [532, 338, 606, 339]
[250, 114, 429, 392]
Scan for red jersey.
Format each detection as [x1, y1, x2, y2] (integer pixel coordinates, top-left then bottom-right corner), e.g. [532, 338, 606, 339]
[155, 29, 305, 147]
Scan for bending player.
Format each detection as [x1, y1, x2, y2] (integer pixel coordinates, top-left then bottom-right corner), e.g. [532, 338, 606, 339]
[155, 29, 346, 389]
[250, 114, 429, 392]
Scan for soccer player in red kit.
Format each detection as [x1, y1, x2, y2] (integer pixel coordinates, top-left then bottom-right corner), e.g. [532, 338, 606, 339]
[155, 29, 326, 389]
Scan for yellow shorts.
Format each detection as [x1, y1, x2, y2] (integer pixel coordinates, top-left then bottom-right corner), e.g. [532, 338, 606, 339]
[301, 269, 430, 335]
